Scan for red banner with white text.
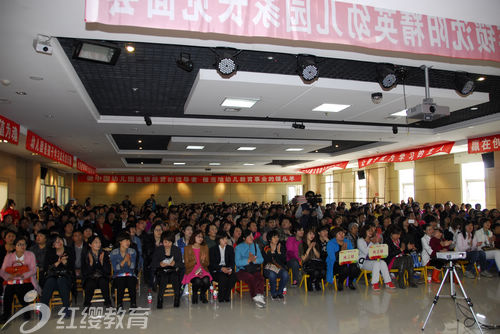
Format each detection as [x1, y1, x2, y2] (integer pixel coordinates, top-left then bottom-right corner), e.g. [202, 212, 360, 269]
[299, 161, 349, 174]
[77, 159, 97, 175]
[26, 130, 74, 167]
[86, 0, 500, 62]
[358, 142, 455, 168]
[78, 174, 302, 184]
[0, 115, 20, 145]
[468, 134, 500, 154]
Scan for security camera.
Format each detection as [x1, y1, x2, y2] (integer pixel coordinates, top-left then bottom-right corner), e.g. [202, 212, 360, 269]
[33, 34, 53, 55]
[371, 92, 383, 104]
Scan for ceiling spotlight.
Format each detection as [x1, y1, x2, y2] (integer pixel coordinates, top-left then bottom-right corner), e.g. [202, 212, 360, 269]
[476, 76, 486, 82]
[392, 125, 398, 134]
[144, 115, 152, 126]
[125, 43, 135, 53]
[176, 52, 193, 72]
[292, 122, 305, 130]
[73, 40, 121, 65]
[454, 72, 475, 96]
[376, 63, 398, 90]
[297, 54, 319, 83]
[214, 48, 240, 78]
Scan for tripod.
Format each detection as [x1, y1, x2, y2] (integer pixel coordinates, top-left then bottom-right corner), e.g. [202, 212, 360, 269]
[422, 260, 483, 333]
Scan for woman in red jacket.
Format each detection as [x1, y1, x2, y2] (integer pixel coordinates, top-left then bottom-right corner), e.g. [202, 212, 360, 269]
[1, 199, 20, 226]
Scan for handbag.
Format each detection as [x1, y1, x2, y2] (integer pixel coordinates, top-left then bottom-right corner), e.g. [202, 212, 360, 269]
[264, 263, 281, 274]
[243, 244, 261, 273]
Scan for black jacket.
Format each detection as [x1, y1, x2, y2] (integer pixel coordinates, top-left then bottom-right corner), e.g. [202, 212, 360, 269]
[151, 245, 184, 275]
[81, 249, 111, 283]
[44, 246, 75, 280]
[209, 245, 235, 274]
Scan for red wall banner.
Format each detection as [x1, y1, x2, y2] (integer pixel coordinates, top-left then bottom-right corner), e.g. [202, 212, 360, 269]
[0, 115, 20, 145]
[358, 142, 455, 168]
[299, 161, 349, 174]
[78, 174, 302, 184]
[86, 0, 500, 62]
[77, 159, 97, 175]
[26, 130, 74, 168]
[468, 134, 500, 154]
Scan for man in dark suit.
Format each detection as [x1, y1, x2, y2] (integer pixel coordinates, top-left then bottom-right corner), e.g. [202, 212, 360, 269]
[209, 234, 237, 302]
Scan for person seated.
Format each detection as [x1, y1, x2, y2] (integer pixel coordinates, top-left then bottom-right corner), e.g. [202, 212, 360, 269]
[29, 229, 49, 285]
[235, 230, 266, 308]
[0, 237, 39, 322]
[326, 227, 360, 291]
[357, 225, 394, 291]
[81, 235, 112, 308]
[286, 225, 304, 286]
[110, 232, 138, 310]
[427, 228, 452, 283]
[182, 230, 211, 304]
[41, 235, 75, 318]
[299, 229, 325, 291]
[209, 234, 237, 302]
[473, 218, 500, 276]
[262, 230, 288, 299]
[456, 220, 493, 278]
[152, 231, 183, 308]
[384, 226, 417, 288]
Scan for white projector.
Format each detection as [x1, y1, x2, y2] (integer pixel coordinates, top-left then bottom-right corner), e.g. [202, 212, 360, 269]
[436, 251, 466, 260]
[406, 98, 450, 122]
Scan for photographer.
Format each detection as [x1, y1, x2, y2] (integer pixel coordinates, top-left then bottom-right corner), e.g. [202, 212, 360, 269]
[295, 191, 323, 230]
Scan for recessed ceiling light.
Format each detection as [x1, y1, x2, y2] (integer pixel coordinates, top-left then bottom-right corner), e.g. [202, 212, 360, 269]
[2, 140, 8, 143]
[186, 145, 205, 150]
[125, 43, 135, 53]
[16, 91, 27, 95]
[237, 147, 256, 151]
[221, 98, 259, 109]
[138, 139, 142, 143]
[391, 109, 407, 117]
[312, 103, 350, 112]
[243, 163, 255, 166]
[286, 148, 303, 151]
[29, 76, 44, 81]
[140, 161, 144, 164]
[476, 76, 486, 81]
[0, 79, 11, 86]
[267, 56, 274, 60]
[335, 144, 339, 148]
[209, 162, 221, 166]
[470, 107, 479, 111]
[134, 110, 141, 114]
[173, 162, 186, 165]
[139, 147, 143, 150]
[315, 150, 319, 153]
[132, 87, 139, 92]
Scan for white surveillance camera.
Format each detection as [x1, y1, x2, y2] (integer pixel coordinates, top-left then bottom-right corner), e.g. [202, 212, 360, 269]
[33, 34, 53, 55]
[371, 92, 383, 104]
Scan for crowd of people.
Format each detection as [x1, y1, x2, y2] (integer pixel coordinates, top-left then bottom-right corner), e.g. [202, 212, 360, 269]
[0, 192, 499, 321]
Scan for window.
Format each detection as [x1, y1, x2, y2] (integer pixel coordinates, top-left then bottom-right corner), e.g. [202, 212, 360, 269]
[40, 179, 56, 209]
[57, 175, 70, 207]
[399, 169, 414, 203]
[0, 182, 7, 210]
[287, 185, 303, 202]
[323, 174, 334, 204]
[461, 162, 485, 208]
[355, 172, 366, 203]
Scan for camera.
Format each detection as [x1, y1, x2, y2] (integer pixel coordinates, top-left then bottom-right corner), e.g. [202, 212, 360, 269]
[371, 92, 383, 104]
[306, 191, 322, 207]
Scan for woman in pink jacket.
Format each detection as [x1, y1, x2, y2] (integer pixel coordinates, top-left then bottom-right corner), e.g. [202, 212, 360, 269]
[0, 236, 40, 322]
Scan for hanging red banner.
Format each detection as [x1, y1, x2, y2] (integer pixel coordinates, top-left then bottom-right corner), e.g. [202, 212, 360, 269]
[299, 161, 349, 174]
[358, 142, 455, 168]
[468, 134, 500, 154]
[86, 0, 500, 62]
[26, 130, 74, 168]
[78, 174, 302, 184]
[0, 115, 20, 145]
[77, 158, 97, 175]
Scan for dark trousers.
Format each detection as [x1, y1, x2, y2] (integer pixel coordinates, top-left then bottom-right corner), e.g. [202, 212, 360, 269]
[83, 277, 111, 306]
[391, 255, 415, 287]
[114, 276, 137, 306]
[190, 276, 210, 298]
[236, 270, 265, 298]
[263, 269, 288, 296]
[41, 276, 71, 308]
[287, 259, 300, 283]
[213, 271, 237, 301]
[157, 272, 181, 299]
[2, 283, 32, 318]
[428, 258, 447, 270]
[303, 262, 326, 286]
[466, 250, 487, 272]
[333, 263, 360, 286]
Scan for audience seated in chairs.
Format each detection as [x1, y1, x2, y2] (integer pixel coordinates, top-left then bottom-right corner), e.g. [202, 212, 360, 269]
[182, 229, 211, 304]
[474, 218, 500, 276]
[299, 229, 325, 291]
[262, 230, 288, 299]
[286, 225, 303, 286]
[110, 232, 138, 310]
[209, 234, 237, 303]
[82, 235, 112, 308]
[152, 231, 183, 308]
[456, 220, 493, 278]
[384, 225, 418, 288]
[327, 227, 360, 291]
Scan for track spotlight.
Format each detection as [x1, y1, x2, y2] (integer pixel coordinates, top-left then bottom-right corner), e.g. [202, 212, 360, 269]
[454, 72, 475, 96]
[144, 115, 152, 126]
[292, 122, 305, 130]
[297, 54, 319, 83]
[392, 125, 398, 134]
[214, 48, 240, 78]
[73, 40, 121, 65]
[376, 63, 398, 90]
[176, 52, 193, 72]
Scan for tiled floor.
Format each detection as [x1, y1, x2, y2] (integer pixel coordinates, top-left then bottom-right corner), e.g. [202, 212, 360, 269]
[2, 276, 499, 334]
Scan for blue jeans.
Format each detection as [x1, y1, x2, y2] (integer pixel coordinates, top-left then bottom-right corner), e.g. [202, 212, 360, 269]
[264, 269, 288, 296]
[466, 250, 487, 272]
[287, 259, 300, 283]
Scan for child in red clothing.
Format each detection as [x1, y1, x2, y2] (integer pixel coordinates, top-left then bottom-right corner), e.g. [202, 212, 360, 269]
[428, 229, 452, 283]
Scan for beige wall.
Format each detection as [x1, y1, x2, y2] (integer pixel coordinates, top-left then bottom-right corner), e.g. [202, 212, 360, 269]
[0, 150, 28, 209]
[73, 178, 302, 205]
